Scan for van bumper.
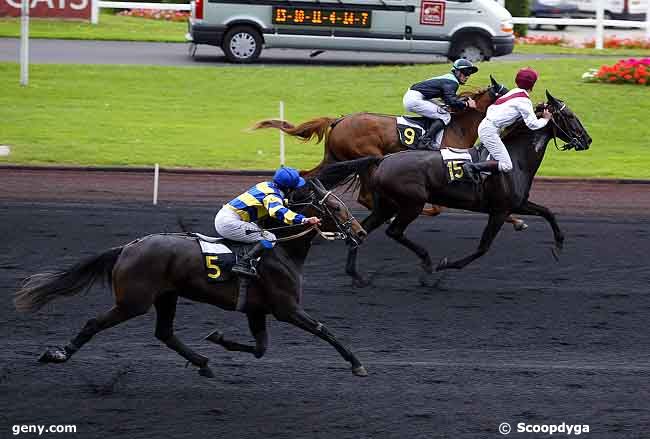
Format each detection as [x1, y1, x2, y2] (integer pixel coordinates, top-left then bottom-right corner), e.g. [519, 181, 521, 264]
[188, 20, 226, 47]
[492, 35, 515, 57]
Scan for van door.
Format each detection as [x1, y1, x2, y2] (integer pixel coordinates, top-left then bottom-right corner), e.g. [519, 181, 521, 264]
[408, 0, 457, 53]
[332, 0, 410, 51]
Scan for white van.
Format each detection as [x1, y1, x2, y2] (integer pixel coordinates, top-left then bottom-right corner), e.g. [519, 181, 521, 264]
[187, 0, 515, 63]
[574, 0, 647, 20]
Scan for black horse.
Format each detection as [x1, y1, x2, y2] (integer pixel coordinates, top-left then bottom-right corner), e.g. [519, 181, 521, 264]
[317, 91, 592, 286]
[14, 179, 370, 377]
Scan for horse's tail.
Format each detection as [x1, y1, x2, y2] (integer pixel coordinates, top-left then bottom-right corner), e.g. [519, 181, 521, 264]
[14, 246, 124, 313]
[253, 117, 338, 144]
[316, 156, 383, 190]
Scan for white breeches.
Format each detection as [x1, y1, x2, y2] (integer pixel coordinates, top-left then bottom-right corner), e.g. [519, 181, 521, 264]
[478, 119, 513, 172]
[214, 207, 277, 244]
[402, 89, 452, 125]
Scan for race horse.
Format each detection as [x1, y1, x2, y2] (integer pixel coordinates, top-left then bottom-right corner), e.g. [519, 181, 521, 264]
[316, 91, 591, 286]
[14, 179, 370, 377]
[254, 76, 527, 230]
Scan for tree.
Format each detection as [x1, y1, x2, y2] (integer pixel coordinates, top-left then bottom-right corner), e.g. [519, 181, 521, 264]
[505, 0, 530, 36]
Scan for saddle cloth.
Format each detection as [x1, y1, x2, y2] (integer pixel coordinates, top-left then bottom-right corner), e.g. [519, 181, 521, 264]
[440, 145, 493, 183]
[194, 233, 254, 283]
[396, 116, 444, 148]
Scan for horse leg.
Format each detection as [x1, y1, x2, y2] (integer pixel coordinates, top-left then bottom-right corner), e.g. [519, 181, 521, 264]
[506, 214, 528, 231]
[154, 293, 214, 378]
[385, 203, 433, 274]
[437, 212, 507, 271]
[204, 312, 268, 359]
[421, 205, 444, 217]
[39, 305, 145, 364]
[346, 202, 396, 287]
[356, 173, 374, 210]
[279, 307, 367, 377]
[513, 200, 564, 260]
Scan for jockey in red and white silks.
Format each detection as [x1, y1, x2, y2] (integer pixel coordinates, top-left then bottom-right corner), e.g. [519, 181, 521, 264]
[466, 68, 552, 178]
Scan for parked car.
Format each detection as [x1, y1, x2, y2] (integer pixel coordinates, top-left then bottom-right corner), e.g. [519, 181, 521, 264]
[187, 0, 515, 63]
[573, 0, 647, 20]
[530, 0, 579, 30]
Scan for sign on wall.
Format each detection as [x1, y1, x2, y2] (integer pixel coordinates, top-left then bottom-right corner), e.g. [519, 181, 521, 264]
[420, 0, 445, 26]
[0, 0, 91, 20]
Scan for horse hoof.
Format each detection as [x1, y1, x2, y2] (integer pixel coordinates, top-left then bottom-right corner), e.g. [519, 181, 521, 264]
[203, 329, 224, 344]
[513, 221, 529, 232]
[352, 275, 371, 288]
[199, 365, 215, 378]
[552, 246, 561, 262]
[436, 257, 448, 271]
[352, 366, 368, 377]
[38, 348, 68, 363]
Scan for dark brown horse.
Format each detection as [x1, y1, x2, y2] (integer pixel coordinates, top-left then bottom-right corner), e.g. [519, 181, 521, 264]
[316, 91, 592, 287]
[14, 179, 370, 377]
[254, 77, 526, 230]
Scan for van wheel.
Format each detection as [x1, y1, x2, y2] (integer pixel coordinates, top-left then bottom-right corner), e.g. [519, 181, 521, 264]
[222, 26, 262, 63]
[448, 36, 492, 62]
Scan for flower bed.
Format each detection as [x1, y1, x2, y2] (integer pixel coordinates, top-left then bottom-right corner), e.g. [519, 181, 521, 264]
[515, 35, 566, 46]
[582, 58, 650, 85]
[516, 35, 650, 50]
[584, 37, 650, 50]
[118, 9, 189, 22]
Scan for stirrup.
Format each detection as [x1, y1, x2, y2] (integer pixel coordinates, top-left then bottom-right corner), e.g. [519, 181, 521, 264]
[462, 163, 480, 184]
[232, 263, 258, 278]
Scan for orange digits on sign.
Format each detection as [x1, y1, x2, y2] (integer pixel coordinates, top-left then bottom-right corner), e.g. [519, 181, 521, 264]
[276, 8, 286, 22]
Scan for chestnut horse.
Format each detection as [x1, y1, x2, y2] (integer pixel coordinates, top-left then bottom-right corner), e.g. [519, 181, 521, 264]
[254, 76, 526, 230]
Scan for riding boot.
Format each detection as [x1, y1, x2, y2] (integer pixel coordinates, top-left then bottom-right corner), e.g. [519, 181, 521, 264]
[231, 242, 267, 278]
[415, 119, 445, 151]
[462, 160, 500, 184]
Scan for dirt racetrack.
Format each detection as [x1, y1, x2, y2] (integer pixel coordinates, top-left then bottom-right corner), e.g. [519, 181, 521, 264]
[1, 168, 649, 439]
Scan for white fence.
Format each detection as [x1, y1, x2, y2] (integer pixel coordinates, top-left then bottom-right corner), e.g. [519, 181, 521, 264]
[95, 0, 650, 48]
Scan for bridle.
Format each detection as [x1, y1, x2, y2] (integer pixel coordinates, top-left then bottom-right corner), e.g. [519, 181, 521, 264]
[288, 186, 361, 247]
[547, 102, 589, 151]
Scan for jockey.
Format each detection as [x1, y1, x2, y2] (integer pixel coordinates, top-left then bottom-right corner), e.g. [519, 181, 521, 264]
[214, 167, 321, 277]
[403, 58, 479, 150]
[463, 67, 552, 180]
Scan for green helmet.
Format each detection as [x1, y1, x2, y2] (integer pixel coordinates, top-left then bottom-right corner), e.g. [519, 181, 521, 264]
[451, 59, 479, 76]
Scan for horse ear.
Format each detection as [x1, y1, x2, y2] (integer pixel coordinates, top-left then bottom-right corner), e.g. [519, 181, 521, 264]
[546, 90, 559, 106]
[490, 75, 498, 88]
[310, 178, 327, 194]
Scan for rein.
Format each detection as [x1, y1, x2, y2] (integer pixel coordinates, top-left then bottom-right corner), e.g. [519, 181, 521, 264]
[548, 102, 580, 151]
[252, 187, 357, 244]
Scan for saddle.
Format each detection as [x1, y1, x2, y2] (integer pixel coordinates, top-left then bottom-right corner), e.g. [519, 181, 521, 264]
[192, 233, 257, 283]
[396, 116, 444, 149]
[440, 144, 492, 184]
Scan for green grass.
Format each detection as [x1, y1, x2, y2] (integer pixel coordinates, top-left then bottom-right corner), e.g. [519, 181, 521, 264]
[1, 59, 649, 178]
[0, 13, 187, 42]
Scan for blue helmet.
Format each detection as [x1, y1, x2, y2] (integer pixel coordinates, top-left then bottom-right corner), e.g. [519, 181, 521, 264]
[272, 167, 306, 189]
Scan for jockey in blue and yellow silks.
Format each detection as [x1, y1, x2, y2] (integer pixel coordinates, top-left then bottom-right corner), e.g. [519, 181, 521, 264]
[214, 167, 321, 277]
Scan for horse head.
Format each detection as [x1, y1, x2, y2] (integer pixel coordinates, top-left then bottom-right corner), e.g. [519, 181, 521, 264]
[545, 90, 592, 151]
[471, 75, 508, 113]
[289, 178, 367, 247]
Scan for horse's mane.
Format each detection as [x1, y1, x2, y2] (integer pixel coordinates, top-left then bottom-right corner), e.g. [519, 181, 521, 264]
[459, 87, 488, 98]
[315, 157, 382, 190]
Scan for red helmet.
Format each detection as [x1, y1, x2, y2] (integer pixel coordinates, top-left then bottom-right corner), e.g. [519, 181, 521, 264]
[515, 67, 538, 90]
